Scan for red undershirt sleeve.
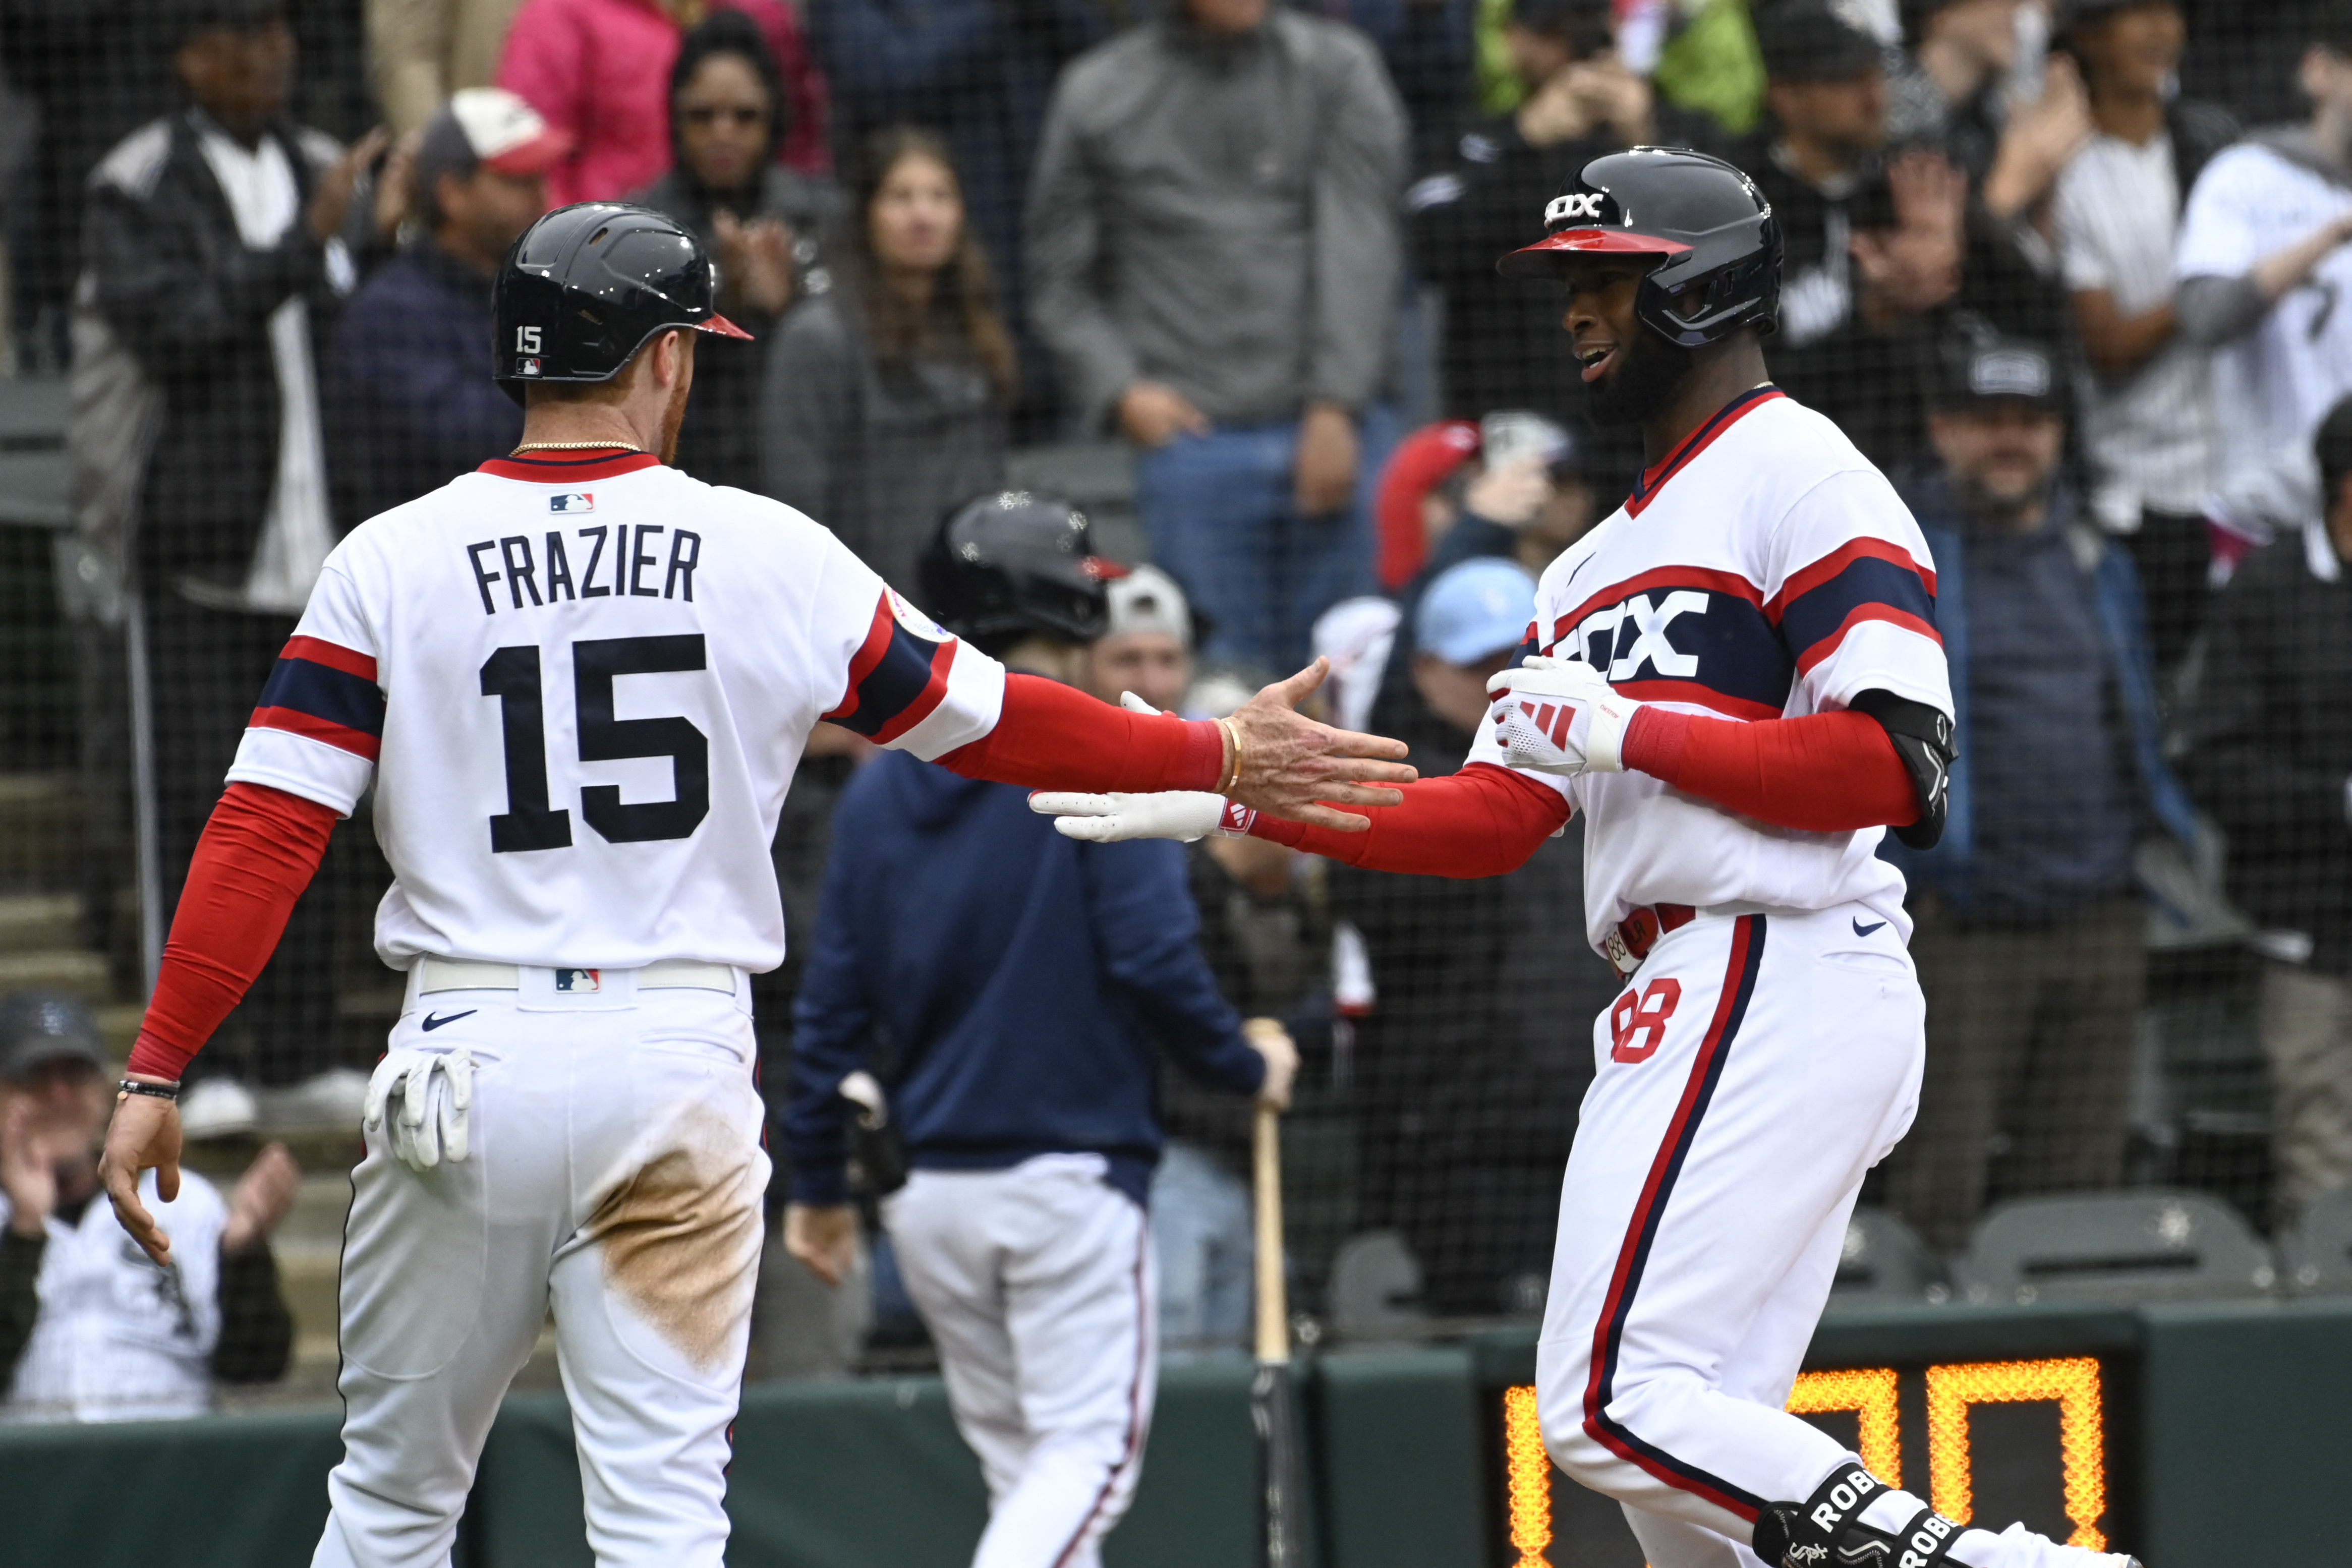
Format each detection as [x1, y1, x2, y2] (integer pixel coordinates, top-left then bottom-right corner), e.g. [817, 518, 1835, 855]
[936, 672, 1227, 792]
[1618, 706, 1920, 832]
[1246, 762, 1572, 877]
[125, 782, 339, 1083]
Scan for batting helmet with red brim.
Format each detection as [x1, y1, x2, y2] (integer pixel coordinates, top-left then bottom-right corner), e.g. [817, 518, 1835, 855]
[1497, 146, 1783, 348]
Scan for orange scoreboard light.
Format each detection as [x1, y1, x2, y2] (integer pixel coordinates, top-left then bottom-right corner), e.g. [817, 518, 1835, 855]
[1494, 1357, 2122, 1567]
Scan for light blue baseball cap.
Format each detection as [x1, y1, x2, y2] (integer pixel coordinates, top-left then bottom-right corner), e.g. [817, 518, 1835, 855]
[1414, 556, 1537, 666]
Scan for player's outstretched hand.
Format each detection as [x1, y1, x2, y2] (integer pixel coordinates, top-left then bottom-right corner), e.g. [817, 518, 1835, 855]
[100, 1089, 184, 1266]
[1224, 658, 1415, 831]
[1484, 656, 1640, 776]
[785, 1202, 859, 1288]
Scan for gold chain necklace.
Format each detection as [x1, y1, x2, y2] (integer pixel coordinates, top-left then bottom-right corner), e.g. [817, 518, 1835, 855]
[508, 440, 646, 454]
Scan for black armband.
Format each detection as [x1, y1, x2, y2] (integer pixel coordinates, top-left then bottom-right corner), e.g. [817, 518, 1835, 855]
[1849, 688, 1953, 851]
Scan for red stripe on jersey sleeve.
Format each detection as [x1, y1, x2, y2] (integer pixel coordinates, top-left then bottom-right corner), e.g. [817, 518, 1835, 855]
[866, 636, 956, 745]
[279, 635, 377, 681]
[822, 598, 897, 725]
[1765, 537, 1937, 622]
[1790, 605, 1942, 677]
[247, 705, 383, 762]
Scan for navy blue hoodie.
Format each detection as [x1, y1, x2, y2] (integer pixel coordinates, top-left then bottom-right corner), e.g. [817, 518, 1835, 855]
[784, 752, 1265, 1207]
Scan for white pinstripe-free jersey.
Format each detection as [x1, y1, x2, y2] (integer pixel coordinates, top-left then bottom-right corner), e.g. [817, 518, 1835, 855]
[1464, 391, 1954, 955]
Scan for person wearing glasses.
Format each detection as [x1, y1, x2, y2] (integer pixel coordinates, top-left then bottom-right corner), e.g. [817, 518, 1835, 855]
[631, 10, 845, 491]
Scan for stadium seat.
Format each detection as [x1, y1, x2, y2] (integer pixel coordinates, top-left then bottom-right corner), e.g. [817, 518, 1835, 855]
[2282, 1186, 2352, 1294]
[1954, 1190, 2275, 1306]
[1327, 1229, 1428, 1341]
[1825, 1207, 1945, 1310]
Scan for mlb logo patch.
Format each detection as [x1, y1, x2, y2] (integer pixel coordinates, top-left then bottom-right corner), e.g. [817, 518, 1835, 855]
[555, 968, 602, 993]
[549, 493, 595, 513]
[518, 357, 542, 377]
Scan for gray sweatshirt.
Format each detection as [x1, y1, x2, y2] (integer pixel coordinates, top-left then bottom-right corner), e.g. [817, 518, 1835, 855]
[1024, 11, 1406, 432]
[759, 293, 1007, 593]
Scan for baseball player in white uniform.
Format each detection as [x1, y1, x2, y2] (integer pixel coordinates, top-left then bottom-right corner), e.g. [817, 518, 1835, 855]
[1039, 149, 2143, 1567]
[93, 202, 1411, 1568]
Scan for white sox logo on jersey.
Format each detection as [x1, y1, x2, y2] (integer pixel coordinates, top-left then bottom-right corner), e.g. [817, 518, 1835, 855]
[1529, 544, 1935, 719]
[1525, 546, 1937, 721]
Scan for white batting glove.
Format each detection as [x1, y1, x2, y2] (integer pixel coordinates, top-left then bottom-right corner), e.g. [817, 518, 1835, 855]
[1484, 656, 1640, 776]
[1032, 692, 1260, 842]
[364, 1047, 476, 1172]
[1030, 790, 1255, 843]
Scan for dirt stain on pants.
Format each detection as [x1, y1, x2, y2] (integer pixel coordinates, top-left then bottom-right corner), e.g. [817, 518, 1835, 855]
[587, 1101, 763, 1369]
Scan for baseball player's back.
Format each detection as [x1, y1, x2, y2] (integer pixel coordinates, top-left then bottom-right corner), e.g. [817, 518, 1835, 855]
[240, 448, 1001, 971]
[245, 450, 1014, 1568]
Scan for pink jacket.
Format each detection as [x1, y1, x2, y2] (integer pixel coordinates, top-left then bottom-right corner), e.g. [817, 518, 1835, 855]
[496, 0, 831, 208]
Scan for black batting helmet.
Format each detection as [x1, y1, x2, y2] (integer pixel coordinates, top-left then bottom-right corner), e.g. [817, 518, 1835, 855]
[493, 202, 752, 404]
[1496, 146, 1782, 347]
[918, 492, 1125, 655]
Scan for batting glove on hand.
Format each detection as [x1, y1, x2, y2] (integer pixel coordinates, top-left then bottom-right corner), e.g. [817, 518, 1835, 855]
[364, 1047, 475, 1172]
[1484, 656, 1640, 776]
[1029, 790, 1255, 843]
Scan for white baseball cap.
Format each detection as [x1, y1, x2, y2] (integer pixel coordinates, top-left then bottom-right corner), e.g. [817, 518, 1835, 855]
[419, 88, 572, 185]
[1104, 564, 1192, 646]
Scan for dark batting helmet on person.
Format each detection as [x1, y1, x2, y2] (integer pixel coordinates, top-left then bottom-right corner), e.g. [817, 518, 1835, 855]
[1497, 146, 1783, 349]
[492, 202, 753, 403]
[917, 491, 1127, 656]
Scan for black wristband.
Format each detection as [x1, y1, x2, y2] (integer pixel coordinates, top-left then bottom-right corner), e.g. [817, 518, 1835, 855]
[117, 1079, 181, 1102]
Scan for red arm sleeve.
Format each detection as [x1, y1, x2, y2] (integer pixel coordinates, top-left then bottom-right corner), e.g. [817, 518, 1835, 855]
[125, 783, 338, 1082]
[1619, 706, 1920, 832]
[1246, 762, 1571, 877]
[936, 673, 1227, 792]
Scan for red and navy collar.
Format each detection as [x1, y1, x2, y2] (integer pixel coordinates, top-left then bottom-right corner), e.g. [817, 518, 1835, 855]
[1625, 386, 1784, 518]
[478, 447, 663, 482]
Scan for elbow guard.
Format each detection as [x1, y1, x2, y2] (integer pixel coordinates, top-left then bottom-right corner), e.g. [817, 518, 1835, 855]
[1849, 689, 1953, 851]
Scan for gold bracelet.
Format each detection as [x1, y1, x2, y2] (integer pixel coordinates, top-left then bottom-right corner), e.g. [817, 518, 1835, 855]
[1218, 717, 1245, 794]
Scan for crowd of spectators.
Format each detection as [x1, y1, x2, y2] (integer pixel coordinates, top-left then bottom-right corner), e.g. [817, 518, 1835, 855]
[12, 0, 2352, 1407]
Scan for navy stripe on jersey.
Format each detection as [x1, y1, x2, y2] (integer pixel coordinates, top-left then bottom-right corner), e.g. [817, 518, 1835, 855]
[1769, 543, 1939, 676]
[249, 636, 384, 760]
[1550, 586, 1793, 722]
[1582, 915, 1770, 1522]
[824, 593, 956, 744]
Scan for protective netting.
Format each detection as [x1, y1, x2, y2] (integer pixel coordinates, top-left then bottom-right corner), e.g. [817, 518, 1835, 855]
[0, 0, 2342, 1434]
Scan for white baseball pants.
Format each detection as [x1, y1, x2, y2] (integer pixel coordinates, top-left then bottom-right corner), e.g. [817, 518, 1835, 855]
[883, 1155, 1157, 1568]
[1534, 906, 2132, 1568]
[312, 967, 767, 1568]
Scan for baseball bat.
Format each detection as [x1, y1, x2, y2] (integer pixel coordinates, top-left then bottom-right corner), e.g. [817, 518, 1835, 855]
[1252, 1097, 1305, 1568]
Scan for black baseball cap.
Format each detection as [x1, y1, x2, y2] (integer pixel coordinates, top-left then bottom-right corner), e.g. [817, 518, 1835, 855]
[0, 992, 106, 1084]
[1933, 330, 2064, 413]
[1754, 0, 1885, 82]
